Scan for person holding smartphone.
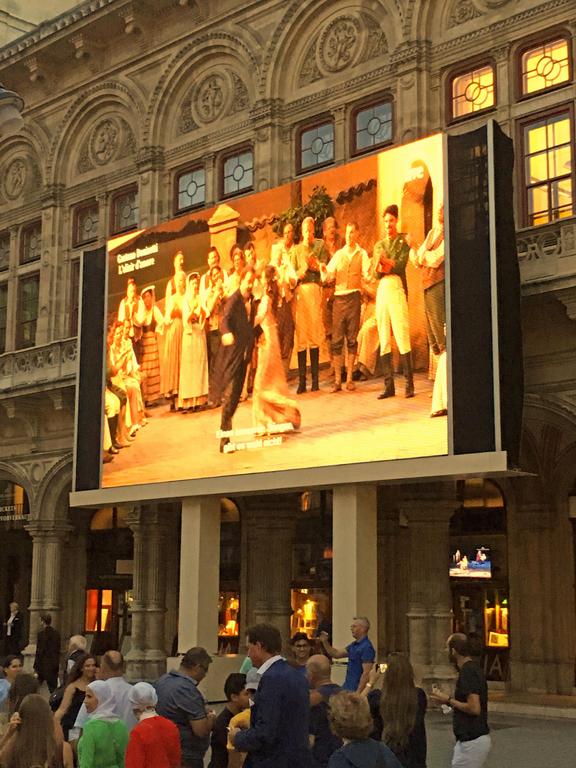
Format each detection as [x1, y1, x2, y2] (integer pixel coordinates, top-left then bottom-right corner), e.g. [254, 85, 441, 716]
[319, 617, 375, 693]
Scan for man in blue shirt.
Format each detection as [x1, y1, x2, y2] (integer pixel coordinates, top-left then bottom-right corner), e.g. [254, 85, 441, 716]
[156, 647, 217, 768]
[319, 616, 375, 693]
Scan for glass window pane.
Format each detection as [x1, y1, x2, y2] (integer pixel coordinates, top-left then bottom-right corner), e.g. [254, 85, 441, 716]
[112, 189, 138, 234]
[177, 167, 206, 211]
[551, 178, 573, 218]
[451, 65, 495, 119]
[16, 275, 39, 350]
[0, 283, 7, 354]
[526, 152, 548, 183]
[528, 185, 550, 225]
[74, 203, 99, 246]
[20, 223, 41, 265]
[524, 112, 574, 226]
[549, 146, 572, 177]
[300, 123, 334, 171]
[521, 38, 570, 95]
[354, 102, 392, 153]
[223, 150, 254, 196]
[0, 233, 10, 271]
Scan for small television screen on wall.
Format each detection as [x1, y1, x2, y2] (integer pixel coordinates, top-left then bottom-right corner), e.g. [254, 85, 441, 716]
[450, 546, 492, 579]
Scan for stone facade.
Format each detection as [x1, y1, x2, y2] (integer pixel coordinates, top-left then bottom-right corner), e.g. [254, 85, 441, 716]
[1, 0, 576, 693]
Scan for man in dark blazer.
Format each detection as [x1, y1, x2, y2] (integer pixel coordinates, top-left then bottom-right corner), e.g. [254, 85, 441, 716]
[34, 613, 61, 693]
[231, 623, 311, 768]
[214, 267, 257, 453]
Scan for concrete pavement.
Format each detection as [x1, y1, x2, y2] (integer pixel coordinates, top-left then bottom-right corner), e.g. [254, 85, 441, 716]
[427, 710, 575, 768]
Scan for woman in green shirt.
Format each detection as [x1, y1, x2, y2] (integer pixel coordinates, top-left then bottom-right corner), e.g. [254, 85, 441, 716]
[78, 680, 129, 768]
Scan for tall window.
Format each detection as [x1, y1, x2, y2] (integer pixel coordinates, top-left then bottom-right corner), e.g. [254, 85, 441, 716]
[222, 149, 253, 198]
[16, 274, 39, 350]
[0, 283, 7, 354]
[521, 38, 571, 96]
[111, 188, 139, 235]
[353, 100, 393, 155]
[0, 232, 9, 272]
[176, 166, 206, 213]
[299, 121, 334, 172]
[70, 260, 80, 337]
[522, 110, 574, 226]
[450, 64, 495, 120]
[73, 201, 99, 246]
[20, 222, 41, 265]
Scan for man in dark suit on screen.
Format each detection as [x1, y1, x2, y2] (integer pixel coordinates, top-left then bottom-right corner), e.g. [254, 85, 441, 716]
[214, 267, 256, 453]
[230, 623, 311, 768]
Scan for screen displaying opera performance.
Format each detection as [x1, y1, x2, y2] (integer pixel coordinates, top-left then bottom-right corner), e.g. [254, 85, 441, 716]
[101, 134, 449, 490]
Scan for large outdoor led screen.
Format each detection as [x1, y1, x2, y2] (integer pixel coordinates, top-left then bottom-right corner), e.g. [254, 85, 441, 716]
[95, 135, 449, 490]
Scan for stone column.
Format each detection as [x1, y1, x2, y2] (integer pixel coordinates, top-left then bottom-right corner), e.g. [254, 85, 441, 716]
[178, 497, 221, 654]
[332, 485, 378, 652]
[144, 508, 169, 679]
[23, 520, 72, 666]
[378, 488, 410, 657]
[332, 105, 347, 165]
[242, 494, 297, 647]
[37, 185, 64, 345]
[60, 516, 89, 643]
[137, 147, 165, 229]
[400, 482, 457, 687]
[163, 506, 180, 655]
[125, 508, 147, 681]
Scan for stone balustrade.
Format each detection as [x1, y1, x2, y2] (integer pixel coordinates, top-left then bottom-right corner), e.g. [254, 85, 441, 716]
[517, 216, 576, 295]
[0, 337, 77, 396]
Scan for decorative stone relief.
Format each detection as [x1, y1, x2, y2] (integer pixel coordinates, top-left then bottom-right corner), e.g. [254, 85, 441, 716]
[77, 117, 136, 174]
[197, 73, 228, 122]
[179, 70, 250, 134]
[318, 16, 363, 73]
[3, 159, 28, 201]
[447, 0, 484, 28]
[298, 12, 387, 88]
[91, 118, 120, 165]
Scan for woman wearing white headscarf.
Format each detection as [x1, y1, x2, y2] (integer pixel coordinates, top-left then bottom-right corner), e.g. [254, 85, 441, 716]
[126, 682, 180, 768]
[77, 680, 129, 768]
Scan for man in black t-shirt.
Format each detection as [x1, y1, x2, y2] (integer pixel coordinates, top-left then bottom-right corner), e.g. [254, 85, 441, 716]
[208, 672, 250, 768]
[431, 633, 491, 768]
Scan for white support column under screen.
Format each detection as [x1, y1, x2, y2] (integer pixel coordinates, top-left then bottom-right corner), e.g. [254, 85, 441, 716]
[332, 485, 378, 654]
[178, 496, 220, 654]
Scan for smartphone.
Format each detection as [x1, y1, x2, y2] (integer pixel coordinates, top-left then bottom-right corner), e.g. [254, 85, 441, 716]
[377, 663, 388, 673]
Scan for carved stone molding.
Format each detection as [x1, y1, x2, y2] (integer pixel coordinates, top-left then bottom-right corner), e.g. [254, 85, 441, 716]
[298, 11, 387, 88]
[447, 0, 484, 29]
[3, 159, 28, 201]
[77, 117, 137, 174]
[178, 70, 250, 135]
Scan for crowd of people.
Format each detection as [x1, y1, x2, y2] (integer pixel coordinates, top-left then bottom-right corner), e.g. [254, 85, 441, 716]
[103, 204, 447, 460]
[0, 616, 489, 768]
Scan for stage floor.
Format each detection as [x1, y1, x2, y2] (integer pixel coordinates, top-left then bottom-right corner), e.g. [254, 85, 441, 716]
[102, 370, 448, 488]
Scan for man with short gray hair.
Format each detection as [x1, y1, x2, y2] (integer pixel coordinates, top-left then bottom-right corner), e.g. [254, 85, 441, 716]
[157, 646, 216, 768]
[319, 616, 375, 693]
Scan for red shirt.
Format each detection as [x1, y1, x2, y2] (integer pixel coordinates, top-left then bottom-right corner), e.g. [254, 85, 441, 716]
[125, 715, 181, 768]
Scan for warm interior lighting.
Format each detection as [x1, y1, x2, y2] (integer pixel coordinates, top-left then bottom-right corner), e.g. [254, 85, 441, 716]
[452, 65, 495, 118]
[524, 113, 573, 225]
[484, 592, 508, 648]
[522, 38, 570, 95]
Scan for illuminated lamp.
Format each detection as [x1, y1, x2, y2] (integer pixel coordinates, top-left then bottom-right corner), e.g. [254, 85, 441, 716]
[0, 84, 24, 137]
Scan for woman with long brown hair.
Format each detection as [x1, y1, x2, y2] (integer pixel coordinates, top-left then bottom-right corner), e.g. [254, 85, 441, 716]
[0, 693, 73, 768]
[54, 653, 97, 741]
[377, 654, 427, 768]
